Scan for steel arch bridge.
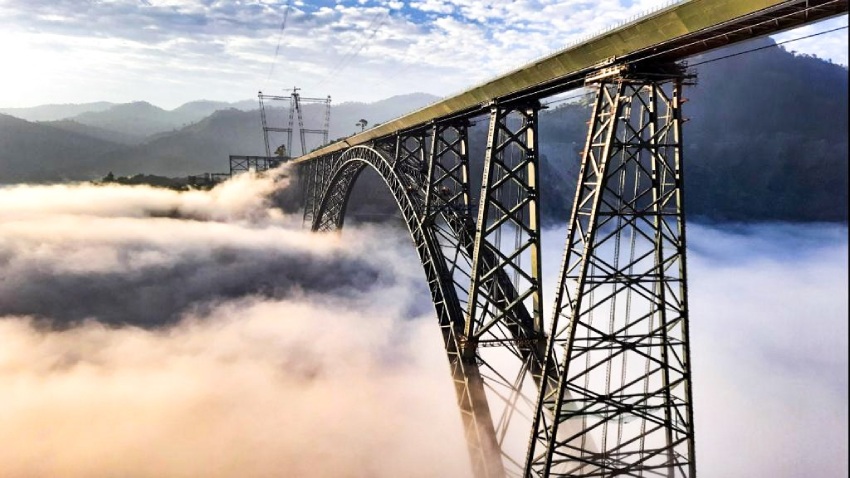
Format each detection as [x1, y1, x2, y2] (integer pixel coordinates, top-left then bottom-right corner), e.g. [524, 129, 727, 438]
[287, 1, 848, 476]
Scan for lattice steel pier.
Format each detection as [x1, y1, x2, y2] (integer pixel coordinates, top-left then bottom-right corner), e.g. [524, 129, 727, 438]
[525, 69, 695, 477]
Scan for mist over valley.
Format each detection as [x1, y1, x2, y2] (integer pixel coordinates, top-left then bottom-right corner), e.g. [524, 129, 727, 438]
[0, 18, 847, 478]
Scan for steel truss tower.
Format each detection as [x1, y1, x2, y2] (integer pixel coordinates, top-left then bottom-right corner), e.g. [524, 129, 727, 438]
[259, 88, 332, 158]
[299, 67, 695, 477]
[525, 69, 695, 477]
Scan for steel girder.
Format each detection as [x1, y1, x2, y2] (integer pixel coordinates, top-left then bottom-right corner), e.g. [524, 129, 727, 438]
[525, 74, 694, 477]
[303, 110, 555, 475]
[422, 115, 558, 476]
[298, 76, 693, 476]
[229, 155, 284, 175]
[307, 144, 507, 478]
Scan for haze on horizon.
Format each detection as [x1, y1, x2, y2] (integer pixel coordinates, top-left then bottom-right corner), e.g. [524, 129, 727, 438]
[0, 0, 847, 109]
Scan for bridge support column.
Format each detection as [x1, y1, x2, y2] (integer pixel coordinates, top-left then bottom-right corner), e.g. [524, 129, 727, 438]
[526, 71, 696, 477]
[423, 123, 507, 478]
[423, 121, 475, 316]
[394, 131, 429, 187]
[424, 122, 472, 224]
[302, 153, 346, 230]
[301, 160, 319, 227]
[466, 102, 545, 343]
[460, 102, 553, 476]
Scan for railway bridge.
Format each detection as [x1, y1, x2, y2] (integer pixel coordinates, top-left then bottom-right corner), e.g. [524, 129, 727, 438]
[288, 1, 848, 476]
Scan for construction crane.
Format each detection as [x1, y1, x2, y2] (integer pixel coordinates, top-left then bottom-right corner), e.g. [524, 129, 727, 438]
[258, 86, 331, 158]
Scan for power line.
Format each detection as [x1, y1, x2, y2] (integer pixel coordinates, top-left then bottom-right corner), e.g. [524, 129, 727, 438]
[316, 12, 387, 88]
[332, 16, 387, 72]
[541, 90, 595, 108]
[266, 0, 293, 81]
[689, 24, 848, 67]
[540, 24, 848, 107]
[318, 11, 384, 78]
[314, 11, 388, 89]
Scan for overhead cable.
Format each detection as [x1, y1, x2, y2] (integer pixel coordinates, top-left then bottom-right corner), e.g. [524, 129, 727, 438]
[688, 24, 849, 67]
[314, 11, 388, 89]
[266, 0, 293, 81]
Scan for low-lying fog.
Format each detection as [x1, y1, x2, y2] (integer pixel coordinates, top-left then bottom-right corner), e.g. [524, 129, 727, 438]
[0, 171, 845, 477]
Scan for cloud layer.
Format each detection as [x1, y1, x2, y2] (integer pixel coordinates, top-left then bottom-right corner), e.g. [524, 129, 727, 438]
[0, 171, 473, 477]
[0, 172, 846, 477]
[0, 172, 418, 326]
[686, 223, 848, 478]
[0, 299, 473, 478]
[0, 0, 845, 108]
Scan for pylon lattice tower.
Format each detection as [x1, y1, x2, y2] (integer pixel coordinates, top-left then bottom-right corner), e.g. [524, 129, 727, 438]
[258, 87, 331, 158]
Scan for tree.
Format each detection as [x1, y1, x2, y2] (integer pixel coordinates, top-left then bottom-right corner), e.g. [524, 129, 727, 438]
[356, 118, 368, 132]
[274, 144, 288, 158]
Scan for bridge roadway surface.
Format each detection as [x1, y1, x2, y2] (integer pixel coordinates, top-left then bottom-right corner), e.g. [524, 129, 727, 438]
[293, 0, 847, 163]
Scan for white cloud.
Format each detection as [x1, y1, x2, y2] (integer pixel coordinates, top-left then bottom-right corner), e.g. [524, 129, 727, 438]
[686, 224, 848, 477]
[409, 0, 454, 15]
[0, 0, 844, 108]
[0, 299, 473, 478]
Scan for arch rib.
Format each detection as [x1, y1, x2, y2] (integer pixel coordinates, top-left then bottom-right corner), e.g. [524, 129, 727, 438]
[311, 145, 506, 478]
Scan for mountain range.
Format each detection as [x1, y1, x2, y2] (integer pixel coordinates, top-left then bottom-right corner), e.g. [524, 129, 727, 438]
[0, 38, 846, 223]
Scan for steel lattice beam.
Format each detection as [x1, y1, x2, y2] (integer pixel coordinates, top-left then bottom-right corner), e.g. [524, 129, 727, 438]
[467, 103, 544, 345]
[288, 2, 847, 472]
[307, 145, 507, 478]
[229, 155, 284, 175]
[297, 70, 695, 477]
[525, 73, 694, 477]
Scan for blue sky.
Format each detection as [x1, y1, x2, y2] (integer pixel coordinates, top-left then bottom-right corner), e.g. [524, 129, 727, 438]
[0, 0, 846, 108]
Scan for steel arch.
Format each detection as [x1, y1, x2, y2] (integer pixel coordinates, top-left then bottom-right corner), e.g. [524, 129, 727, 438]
[303, 74, 695, 476]
[311, 145, 507, 477]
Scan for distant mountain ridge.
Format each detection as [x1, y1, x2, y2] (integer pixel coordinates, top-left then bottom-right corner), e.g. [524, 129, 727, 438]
[71, 101, 184, 138]
[0, 93, 443, 182]
[101, 93, 443, 177]
[0, 94, 438, 150]
[103, 109, 266, 178]
[42, 119, 148, 145]
[0, 102, 116, 122]
[0, 99, 257, 122]
[0, 39, 846, 223]
[0, 113, 124, 182]
[68, 100, 260, 138]
[0, 99, 258, 138]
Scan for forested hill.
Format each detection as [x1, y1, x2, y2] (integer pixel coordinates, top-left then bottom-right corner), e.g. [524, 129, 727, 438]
[0, 114, 125, 183]
[684, 38, 847, 222]
[533, 37, 848, 223]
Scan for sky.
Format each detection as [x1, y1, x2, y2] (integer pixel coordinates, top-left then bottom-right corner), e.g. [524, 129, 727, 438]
[0, 0, 846, 109]
[0, 171, 846, 477]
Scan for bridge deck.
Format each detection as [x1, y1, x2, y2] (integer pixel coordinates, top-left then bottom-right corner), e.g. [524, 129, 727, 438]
[294, 0, 846, 164]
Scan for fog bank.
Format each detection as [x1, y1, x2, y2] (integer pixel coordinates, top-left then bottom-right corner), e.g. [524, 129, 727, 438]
[0, 174, 845, 477]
